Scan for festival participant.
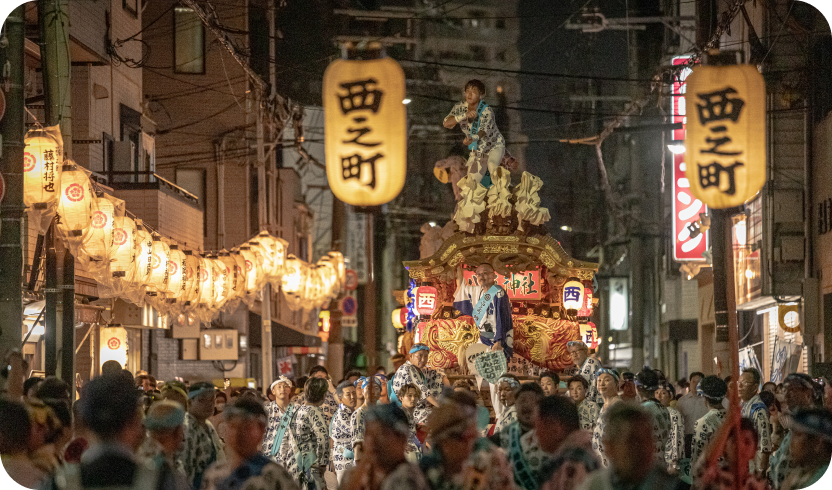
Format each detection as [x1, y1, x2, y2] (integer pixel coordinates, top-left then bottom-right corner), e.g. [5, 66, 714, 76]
[352, 375, 383, 465]
[0, 396, 47, 488]
[635, 368, 671, 468]
[769, 374, 818, 490]
[201, 397, 299, 490]
[759, 391, 786, 452]
[40, 374, 180, 490]
[691, 376, 728, 469]
[63, 401, 90, 463]
[536, 395, 600, 490]
[567, 341, 602, 405]
[780, 408, 832, 490]
[540, 372, 560, 397]
[419, 395, 482, 490]
[181, 381, 226, 490]
[293, 366, 339, 425]
[25, 397, 67, 475]
[677, 371, 709, 459]
[739, 367, 772, 477]
[655, 382, 685, 474]
[568, 376, 600, 432]
[341, 403, 429, 490]
[332, 380, 358, 482]
[453, 263, 514, 417]
[577, 404, 679, 490]
[160, 381, 189, 410]
[392, 344, 444, 425]
[23, 376, 44, 400]
[493, 374, 522, 435]
[281, 377, 331, 489]
[398, 383, 423, 462]
[691, 418, 768, 490]
[262, 376, 294, 457]
[504, 383, 546, 490]
[442, 79, 506, 187]
[762, 382, 777, 394]
[137, 400, 189, 488]
[591, 369, 621, 468]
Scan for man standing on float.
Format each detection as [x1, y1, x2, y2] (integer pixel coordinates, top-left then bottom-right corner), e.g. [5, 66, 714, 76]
[453, 263, 514, 417]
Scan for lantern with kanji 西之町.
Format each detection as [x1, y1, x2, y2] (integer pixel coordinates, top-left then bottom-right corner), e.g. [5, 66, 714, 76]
[56, 163, 94, 247]
[414, 286, 438, 317]
[23, 125, 63, 234]
[323, 56, 406, 206]
[684, 64, 765, 209]
[562, 279, 584, 316]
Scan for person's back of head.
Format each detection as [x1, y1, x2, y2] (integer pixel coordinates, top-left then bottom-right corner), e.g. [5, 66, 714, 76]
[305, 378, 329, 405]
[145, 400, 185, 435]
[101, 360, 123, 376]
[0, 396, 31, 454]
[80, 373, 142, 441]
[35, 376, 70, 401]
[23, 377, 43, 398]
[603, 403, 656, 473]
[538, 395, 580, 432]
[700, 375, 728, 408]
[635, 368, 659, 397]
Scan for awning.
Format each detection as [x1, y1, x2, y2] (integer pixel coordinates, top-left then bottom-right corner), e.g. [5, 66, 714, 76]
[248, 311, 321, 348]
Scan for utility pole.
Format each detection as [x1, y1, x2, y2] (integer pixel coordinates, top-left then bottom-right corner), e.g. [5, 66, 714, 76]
[327, 198, 347, 380]
[0, 7, 26, 356]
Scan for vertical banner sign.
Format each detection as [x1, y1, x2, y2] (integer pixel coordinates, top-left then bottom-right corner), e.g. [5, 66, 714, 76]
[323, 57, 406, 206]
[672, 57, 708, 261]
[685, 64, 766, 208]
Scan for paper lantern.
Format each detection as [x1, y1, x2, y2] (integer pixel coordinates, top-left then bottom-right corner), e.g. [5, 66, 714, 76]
[580, 322, 599, 350]
[110, 216, 137, 277]
[181, 251, 201, 304]
[392, 308, 407, 333]
[219, 252, 239, 305]
[132, 225, 154, 286]
[210, 257, 229, 308]
[238, 246, 263, 294]
[684, 64, 765, 208]
[81, 194, 118, 261]
[323, 56, 406, 206]
[195, 256, 214, 306]
[148, 238, 171, 291]
[318, 310, 331, 342]
[415, 286, 438, 316]
[328, 251, 346, 290]
[578, 288, 593, 317]
[56, 163, 94, 242]
[282, 254, 304, 294]
[562, 279, 584, 312]
[23, 125, 63, 234]
[167, 246, 186, 299]
[229, 251, 247, 299]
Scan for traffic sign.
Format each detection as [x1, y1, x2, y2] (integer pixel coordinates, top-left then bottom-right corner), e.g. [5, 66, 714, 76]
[341, 296, 357, 316]
[345, 269, 358, 290]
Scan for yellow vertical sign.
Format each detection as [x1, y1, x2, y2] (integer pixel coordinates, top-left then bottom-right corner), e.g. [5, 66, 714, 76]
[323, 57, 406, 206]
[684, 64, 766, 209]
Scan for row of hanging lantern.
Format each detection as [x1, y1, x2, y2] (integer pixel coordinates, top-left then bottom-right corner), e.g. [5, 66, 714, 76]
[24, 127, 346, 323]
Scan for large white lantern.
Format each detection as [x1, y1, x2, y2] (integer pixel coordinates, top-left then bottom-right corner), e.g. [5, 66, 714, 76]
[562, 278, 585, 313]
[110, 216, 137, 277]
[148, 238, 171, 291]
[218, 252, 238, 307]
[238, 246, 262, 294]
[181, 251, 201, 304]
[56, 163, 94, 246]
[209, 257, 228, 308]
[229, 251, 247, 300]
[23, 125, 63, 234]
[167, 246, 186, 300]
[132, 225, 154, 287]
[196, 256, 214, 306]
[81, 194, 118, 262]
[328, 251, 346, 290]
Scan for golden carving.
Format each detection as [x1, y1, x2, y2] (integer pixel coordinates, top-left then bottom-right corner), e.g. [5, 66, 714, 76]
[527, 237, 540, 245]
[567, 260, 574, 267]
[441, 244, 458, 261]
[409, 269, 425, 279]
[483, 244, 518, 254]
[527, 248, 533, 253]
[463, 237, 477, 244]
[431, 266, 444, 274]
[429, 260, 435, 266]
[484, 235, 519, 242]
[449, 252, 465, 267]
[540, 252, 558, 269]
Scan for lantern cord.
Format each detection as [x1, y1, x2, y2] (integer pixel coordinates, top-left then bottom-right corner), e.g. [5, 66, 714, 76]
[24, 106, 44, 129]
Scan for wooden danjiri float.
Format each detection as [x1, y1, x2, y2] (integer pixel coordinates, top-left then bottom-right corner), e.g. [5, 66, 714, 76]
[397, 161, 600, 377]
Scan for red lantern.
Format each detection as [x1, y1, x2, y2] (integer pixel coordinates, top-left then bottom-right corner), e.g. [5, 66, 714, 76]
[580, 321, 599, 350]
[415, 286, 438, 316]
[578, 288, 593, 317]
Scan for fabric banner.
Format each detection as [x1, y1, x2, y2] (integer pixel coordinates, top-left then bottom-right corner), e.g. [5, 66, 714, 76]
[275, 356, 295, 378]
[770, 336, 803, 383]
[738, 346, 762, 376]
[475, 350, 508, 384]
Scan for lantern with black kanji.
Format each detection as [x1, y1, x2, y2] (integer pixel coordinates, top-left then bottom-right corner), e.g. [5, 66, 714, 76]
[562, 278, 584, 318]
[323, 56, 406, 206]
[167, 245, 186, 300]
[23, 126, 63, 234]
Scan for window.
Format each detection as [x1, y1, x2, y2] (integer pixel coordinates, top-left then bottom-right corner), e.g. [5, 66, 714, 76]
[174, 7, 205, 74]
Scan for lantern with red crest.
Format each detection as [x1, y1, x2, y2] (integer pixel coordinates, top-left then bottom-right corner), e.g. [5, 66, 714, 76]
[578, 288, 593, 317]
[414, 285, 438, 317]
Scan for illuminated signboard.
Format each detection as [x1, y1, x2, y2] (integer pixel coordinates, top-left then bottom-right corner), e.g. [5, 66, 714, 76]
[672, 56, 708, 261]
[462, 269, 541, 301]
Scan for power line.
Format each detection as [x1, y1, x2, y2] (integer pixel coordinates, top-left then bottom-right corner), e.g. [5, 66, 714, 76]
[399, 58, 650, 83]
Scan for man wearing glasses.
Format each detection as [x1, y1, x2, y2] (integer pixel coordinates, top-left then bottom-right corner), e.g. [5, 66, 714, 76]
[567, 340, 603, 404]
[453, 263, 514, 417]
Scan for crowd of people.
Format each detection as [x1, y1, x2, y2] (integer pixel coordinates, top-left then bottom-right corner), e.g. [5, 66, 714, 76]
[1, 341, 832, 490]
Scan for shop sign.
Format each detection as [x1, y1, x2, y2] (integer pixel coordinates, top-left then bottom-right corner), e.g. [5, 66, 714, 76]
[671, 56, 709, 261]
[685, 64, 766, 208]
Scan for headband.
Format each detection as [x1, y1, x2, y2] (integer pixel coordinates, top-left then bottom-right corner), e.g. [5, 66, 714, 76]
[497, 376, 520, 390]
[188, 386, 215, 400]
[269, 376, 292, 393]
[597, 368, 620, 384]
[144, 404, 185, 431]
[566, 341, 588, 350]
[360, 376, 384, 390]
[791, 410, 832, 442]
[409, 345, 430, 355]
[161, 385, 188, 400]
